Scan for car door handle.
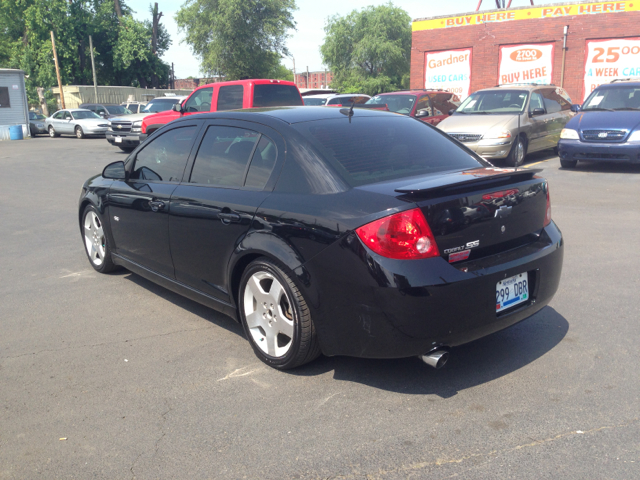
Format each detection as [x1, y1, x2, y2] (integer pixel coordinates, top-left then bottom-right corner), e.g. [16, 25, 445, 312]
[219, 212, 241, 223]
[149, 200, 165, 212]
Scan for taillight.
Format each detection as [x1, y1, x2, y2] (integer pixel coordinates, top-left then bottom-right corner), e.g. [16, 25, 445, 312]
[544, 183, 551, 226]
[355, 208, 439, 260]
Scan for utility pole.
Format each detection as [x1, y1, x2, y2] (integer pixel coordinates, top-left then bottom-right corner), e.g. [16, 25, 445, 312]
[51, 31, 65, 109]
[306, 65, 309, 88]
[89, 35, 98, 102]
[171, 63, 175, 89]
[291, 56, 296, 84]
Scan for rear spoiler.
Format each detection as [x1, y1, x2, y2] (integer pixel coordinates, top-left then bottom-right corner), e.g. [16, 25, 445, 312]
[395, 167, 542, 198]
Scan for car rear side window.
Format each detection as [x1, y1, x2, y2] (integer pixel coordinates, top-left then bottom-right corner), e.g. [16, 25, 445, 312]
[217, 85, 244, 111]
[130, 126, 198, 182]
[294, 116, 485, 187]
[190, 126, 259, 187]
[253, 85, 302, 107]
[245, 136, 277, 189]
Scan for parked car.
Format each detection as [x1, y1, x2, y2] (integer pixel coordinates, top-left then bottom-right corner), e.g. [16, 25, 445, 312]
[140, 79, 303, 137]
[28, 112, 47, 136]
[558, 80, 640, 168]
[365, 90, 461, 126]
[437, 84, 573, 166]
[45, 109, 110, 138]
[79, 103, 133, 119]
[107, 96, 188, 152]
[120, 101, 148, 113]
[79, 106, 563, 370]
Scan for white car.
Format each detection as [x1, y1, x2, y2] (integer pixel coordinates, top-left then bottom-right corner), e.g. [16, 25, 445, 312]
[303, 93, 371, 106]
[45, 109, 110, 139]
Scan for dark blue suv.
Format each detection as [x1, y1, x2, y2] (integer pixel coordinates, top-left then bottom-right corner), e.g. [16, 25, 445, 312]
[558, 80, 640, 168]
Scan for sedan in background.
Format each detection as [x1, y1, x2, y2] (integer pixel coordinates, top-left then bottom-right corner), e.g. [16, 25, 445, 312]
[28, 112, 47, 136]
[558, 80, 640, 168]
[365, 90, 461, 126]
[79, 107, 562, 370]
[46, 109, 110, 138]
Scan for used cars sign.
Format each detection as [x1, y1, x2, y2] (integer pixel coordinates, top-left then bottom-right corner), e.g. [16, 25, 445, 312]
[424, 48, 472, 100]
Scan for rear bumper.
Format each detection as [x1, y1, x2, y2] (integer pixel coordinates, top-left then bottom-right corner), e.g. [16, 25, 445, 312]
[304, 221, 563, 358]
[106, 132, 141, 147]
[558, 139, 640, 163]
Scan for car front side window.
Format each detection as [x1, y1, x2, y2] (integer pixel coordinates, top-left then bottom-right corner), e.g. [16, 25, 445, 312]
[130, 126, 198, 182]
[184, 87, 214, 113]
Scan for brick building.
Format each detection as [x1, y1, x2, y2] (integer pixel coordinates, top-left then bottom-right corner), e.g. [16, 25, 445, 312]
[294, 71, 334, 89]
[173, 77, 225, 90]
[411, 0, 640, 103]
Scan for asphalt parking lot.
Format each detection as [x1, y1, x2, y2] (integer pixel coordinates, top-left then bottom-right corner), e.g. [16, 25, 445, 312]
[1, 135, 639, 479]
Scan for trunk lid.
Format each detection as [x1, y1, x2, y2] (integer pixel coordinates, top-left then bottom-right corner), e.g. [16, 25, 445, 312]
[394, 167, 548, 262]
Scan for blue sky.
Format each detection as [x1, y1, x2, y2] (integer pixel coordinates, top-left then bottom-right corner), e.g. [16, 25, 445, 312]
[126, 0, 500, 78]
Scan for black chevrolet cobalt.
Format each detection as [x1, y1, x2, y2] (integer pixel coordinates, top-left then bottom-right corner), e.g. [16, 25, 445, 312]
[79, 107, 563, 370]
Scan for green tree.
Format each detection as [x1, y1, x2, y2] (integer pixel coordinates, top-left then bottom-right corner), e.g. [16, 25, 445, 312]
[176, 0, 297, 80]
[0, 0, 172, 105]
[320, 3, 411, 95]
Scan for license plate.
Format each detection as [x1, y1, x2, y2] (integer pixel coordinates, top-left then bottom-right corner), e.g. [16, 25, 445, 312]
[496, 272, 529, 312]
[114, 136, 122, 143]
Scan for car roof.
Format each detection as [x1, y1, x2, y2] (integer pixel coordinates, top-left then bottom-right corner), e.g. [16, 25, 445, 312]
[80, 103, 120, 106]
[170, 106, 400, 125]
[197, 79, 297, 90]
[479, 84, 556, 92]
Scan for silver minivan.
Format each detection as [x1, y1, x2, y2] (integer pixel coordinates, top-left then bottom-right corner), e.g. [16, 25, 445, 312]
[437, 84, 573, 166]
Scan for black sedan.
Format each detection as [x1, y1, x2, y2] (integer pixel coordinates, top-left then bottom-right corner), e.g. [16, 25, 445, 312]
[78, 107, 563, 370]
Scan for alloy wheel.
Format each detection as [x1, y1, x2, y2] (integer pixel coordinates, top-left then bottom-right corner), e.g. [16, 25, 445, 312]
[83, 211, 106, 266]
[243, 271, 294, 357]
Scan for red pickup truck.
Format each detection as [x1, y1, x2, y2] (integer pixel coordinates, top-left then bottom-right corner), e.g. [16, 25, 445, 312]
[141, 79, 303, 136]
[364, 90, 461, 126]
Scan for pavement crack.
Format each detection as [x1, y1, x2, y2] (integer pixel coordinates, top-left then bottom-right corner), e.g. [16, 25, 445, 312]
[0, 326, 212, 360]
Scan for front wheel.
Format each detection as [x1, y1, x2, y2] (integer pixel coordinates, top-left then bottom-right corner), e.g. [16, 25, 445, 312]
[239, 258, 321, 369]
[505, 136, 526, 167]
[75, 126, 85, 139]
[81, 205, 118, 273]
[48, 126, 59, 138]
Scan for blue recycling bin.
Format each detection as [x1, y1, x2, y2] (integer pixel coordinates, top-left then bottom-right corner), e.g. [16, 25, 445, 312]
[9, 125, 23, 140]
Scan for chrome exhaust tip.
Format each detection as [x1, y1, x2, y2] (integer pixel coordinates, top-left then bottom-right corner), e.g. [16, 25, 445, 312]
[420, 349, 450, 369]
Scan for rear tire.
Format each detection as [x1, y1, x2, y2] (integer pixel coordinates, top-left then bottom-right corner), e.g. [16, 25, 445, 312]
[239, 258, 321, 370]
[75, 126, 85, 139]
[118, 146, 135, 153]
[505, 136, 526, 167]
[560, 158, 577, 169]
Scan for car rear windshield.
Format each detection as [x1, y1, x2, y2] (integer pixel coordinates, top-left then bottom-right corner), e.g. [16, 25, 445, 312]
[456, 90, 528, 114]
[253, 85, 303, 107]
[583, 86, 640, 111]
[143, 99, 178, 113]
[293, 116, 486, 187]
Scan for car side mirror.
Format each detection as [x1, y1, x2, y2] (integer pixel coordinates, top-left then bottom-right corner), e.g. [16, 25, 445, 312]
[415, 109, 430, 118]
[529, 108, 545, 117]
[448, 109, 455, 115]
[102, 161, 127, 180]
[172, 103, 184, 113]
[570, 104, 581, 113]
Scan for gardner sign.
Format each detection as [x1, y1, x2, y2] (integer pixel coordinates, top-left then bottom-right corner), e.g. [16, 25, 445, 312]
[498, 43, 555, 85]
[424, 48, 472, 100]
